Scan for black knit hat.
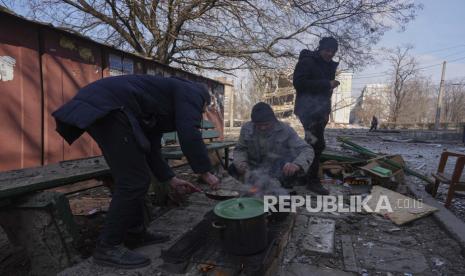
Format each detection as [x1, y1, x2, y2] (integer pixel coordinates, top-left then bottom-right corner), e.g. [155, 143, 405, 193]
[251, 102, 277, 123]
[318, 37, 338, 51]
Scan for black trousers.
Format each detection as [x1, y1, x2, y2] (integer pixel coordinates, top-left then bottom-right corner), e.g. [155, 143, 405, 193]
[300, 116, 328, 180]
[88, 111, 152, 246]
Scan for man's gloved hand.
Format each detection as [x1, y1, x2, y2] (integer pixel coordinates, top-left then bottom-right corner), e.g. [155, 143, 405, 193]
[169, 176, 202, 194]
[200, 172, 220, 190]
[282, 163, 301, 177]
[236, 162, 249, 175]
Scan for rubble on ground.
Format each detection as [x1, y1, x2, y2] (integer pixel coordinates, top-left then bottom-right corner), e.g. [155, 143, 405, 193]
[2, 128, 465, 275]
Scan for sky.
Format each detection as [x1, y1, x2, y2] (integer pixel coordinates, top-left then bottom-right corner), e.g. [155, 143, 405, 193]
[351, 0, 465, 96]
[4, 0, 464, 98]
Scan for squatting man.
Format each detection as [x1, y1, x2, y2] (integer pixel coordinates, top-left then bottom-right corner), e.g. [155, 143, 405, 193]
[229, 102, 314, 189]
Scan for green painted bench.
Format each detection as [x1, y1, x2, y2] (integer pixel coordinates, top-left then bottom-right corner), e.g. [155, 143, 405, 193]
[162, 120, 216, 144]
[0, 119, 235, 272]
[0, 121, 234, 202]
[161, 120, 235, 168]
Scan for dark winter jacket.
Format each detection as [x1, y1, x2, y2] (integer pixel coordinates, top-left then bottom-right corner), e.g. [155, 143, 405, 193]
[293, 50, 338, 125]
[52, 75, 212, 181]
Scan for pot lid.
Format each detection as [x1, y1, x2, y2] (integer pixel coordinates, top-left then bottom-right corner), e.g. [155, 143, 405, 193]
[214, 197, 264, 220]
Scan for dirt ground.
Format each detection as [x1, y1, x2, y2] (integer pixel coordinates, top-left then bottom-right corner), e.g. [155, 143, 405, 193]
[281, 128, 465, 275]
[1, 127, 465, 275]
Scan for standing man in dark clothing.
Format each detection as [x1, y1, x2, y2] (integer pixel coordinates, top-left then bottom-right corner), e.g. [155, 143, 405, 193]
[52, 75, 220, 269]
[369, 115, 379, 131]
[293, 37, 340, 195]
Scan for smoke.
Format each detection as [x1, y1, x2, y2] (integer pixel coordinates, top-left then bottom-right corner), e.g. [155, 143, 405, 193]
[297, 95, 331, 126]
[243, 168, 289, 197]
[236, 121, 311, 198]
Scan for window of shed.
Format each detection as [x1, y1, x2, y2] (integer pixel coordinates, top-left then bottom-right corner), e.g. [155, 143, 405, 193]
[122, 58, 133, 74]
[109, 54, 134, 76]
[147, 68, 163, 76]
[109, 54, 122, 76]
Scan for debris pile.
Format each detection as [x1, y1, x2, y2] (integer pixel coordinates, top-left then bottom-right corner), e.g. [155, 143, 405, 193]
[318, 137, 439, 224]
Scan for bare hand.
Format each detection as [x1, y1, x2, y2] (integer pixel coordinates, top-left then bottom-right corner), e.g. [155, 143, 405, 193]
[201, 172, 220, 190]
[282, 163, 301, 177]
[236, 162, 249, 175]
[330, 80, 340, 89]
[170, 176, 202, 194]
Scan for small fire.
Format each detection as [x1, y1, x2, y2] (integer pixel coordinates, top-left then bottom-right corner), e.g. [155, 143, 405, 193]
[249, 186, 259, 194]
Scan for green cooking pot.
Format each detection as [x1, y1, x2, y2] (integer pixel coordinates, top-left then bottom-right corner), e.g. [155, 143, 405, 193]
[212, 197, 268, 255]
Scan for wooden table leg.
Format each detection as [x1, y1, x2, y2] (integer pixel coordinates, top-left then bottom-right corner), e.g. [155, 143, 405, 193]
[224, 148, 229, 168]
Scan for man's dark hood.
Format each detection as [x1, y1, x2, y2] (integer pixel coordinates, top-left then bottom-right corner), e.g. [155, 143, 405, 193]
[298, 49, 339, 69]
[195, 82, 212, 106]
[171, 76, 211, 106]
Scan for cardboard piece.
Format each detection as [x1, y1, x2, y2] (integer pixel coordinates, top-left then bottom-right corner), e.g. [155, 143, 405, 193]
[366, 186, 438, 225]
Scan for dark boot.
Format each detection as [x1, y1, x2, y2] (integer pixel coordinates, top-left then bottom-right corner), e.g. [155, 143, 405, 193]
[125, 231, 170, 249]
[293, 176, 307, 186]
[306, 178, 329, 195]
[93, 243, 150, 269]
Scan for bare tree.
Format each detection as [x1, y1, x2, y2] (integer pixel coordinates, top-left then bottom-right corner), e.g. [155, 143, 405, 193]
[353, 77, 438, 126]
[353, 92, 387, 125]
[3, 0, 420, 73]
[443, 80, 465, 123]
[386, 45, 418, 123]
[396, 77, 436, 124]
[329, 97, 355, 123]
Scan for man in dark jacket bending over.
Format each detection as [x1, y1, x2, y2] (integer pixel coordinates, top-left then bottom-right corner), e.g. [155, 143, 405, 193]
[293, 37, 340, 195]
[52, 75, 220, 269]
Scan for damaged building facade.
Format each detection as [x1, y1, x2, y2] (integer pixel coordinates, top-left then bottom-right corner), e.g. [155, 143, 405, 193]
[263, 71, 354, 124]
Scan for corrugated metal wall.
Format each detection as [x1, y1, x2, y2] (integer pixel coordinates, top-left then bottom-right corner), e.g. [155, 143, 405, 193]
[0, 11, 225, 172]
[0, 14, 42, 171]
[41, 28, 103, 164]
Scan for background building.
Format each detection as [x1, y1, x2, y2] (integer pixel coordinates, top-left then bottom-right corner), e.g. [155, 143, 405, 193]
[351, 83, 391, 124]
[263, 71, 354, 124]
[331, 72, 354, 124]
[216, 77, 236, 128]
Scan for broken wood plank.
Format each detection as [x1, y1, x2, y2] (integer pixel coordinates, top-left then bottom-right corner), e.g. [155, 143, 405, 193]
[341, 235, 359, 273]
[338, 137, 435, 185]
[0, 157, 109, 199]
[303, 217, 335, 255]
[321, 150, 366, 163]
[68, 197, 111, 216]
[47, 179, 104, 195]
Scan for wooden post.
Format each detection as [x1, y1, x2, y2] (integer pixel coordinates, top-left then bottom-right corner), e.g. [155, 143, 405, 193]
[435, 61, 447, 130]
[229, 85, 234, 130]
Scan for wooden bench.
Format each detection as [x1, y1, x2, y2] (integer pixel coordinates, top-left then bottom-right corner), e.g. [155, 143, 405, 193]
[0, 120, 235, 274]
[161, 120, 236, 168]
[0, 120, 234, 200]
